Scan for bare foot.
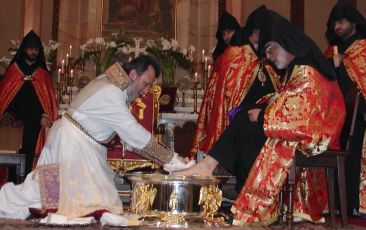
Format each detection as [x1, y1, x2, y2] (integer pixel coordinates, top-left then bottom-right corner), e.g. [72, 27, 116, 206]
[172, 156, 218, 176]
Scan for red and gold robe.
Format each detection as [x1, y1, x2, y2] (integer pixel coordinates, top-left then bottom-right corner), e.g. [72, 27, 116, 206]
[232, 65, 346, 225]
[325, 39, 366, 213]
[0, 63, 58, 185]
[189, 45, 279, 158]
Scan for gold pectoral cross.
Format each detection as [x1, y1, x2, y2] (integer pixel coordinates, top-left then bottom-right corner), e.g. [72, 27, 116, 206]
[24, 75, 33, 81]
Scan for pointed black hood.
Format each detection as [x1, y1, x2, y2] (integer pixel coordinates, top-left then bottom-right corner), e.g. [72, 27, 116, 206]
[212, 11, 240, 61]
[231, 5, 267, 46]
[259, 10, 336, 80]
[10, 30, 48, 71]
[326, 0, 366, 45]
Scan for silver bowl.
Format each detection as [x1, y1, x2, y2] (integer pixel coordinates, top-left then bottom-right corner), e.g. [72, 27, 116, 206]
[124, 174, 232, 216]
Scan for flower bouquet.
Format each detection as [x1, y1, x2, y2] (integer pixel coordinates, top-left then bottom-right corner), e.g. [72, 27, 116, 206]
[146, 37, 194, 86]
[80, 32, 130, 75]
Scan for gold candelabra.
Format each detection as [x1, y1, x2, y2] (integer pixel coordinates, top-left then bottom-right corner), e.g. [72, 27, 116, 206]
[191, 72, 201, 114]
[56, 54, 75, 105]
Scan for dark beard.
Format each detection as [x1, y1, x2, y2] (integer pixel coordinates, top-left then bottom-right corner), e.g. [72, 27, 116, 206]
[25, 55, 37, 62]
[25, 53, 38, 62]
[338, 26, 355, 41]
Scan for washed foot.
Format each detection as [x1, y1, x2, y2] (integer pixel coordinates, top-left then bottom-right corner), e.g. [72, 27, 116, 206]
[172, 156, 218, 176]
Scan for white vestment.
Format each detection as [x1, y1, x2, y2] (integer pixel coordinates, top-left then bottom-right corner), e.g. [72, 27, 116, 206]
[0, 72, 170, 219]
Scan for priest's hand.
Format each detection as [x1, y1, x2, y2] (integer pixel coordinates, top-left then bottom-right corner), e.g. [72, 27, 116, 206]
[248, 108, 261, 122]
[333, 54, 343, 68]
[40, 116, 52, 128]
[163, 153, 196, 173]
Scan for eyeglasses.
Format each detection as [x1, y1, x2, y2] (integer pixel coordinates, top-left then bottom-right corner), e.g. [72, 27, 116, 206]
[265, 45, 273, 55]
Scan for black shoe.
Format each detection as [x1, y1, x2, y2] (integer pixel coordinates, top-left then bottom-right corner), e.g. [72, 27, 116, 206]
[226, 213, 234, 225]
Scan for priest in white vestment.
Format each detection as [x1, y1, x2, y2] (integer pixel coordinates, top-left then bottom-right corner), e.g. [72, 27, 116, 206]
[0, 55, 192, 220]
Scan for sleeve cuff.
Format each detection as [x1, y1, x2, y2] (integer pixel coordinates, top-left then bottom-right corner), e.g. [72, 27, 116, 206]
[132, 138, 174, 165]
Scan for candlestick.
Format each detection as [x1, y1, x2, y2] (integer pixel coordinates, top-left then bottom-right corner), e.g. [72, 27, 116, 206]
[192, 72, 199, 114]
[69, 45, 72, 57]
[201, 50, 205, 63]
[204, 57, 208, 70]
[66, 54, 69, 66]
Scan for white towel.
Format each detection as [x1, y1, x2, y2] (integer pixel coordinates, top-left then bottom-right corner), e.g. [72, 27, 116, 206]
[163, 153, 196, 172]
[40, 213, 96, 225]
[99, 212, 140, 226]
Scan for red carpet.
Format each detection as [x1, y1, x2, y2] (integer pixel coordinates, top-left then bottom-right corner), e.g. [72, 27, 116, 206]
[348, 216, 366, 227]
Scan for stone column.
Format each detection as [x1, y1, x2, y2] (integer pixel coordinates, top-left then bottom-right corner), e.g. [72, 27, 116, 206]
[24, 0, 42, 35]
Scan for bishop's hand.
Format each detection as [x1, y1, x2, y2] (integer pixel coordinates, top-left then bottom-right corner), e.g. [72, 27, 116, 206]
[333, 54, 343, 68]
[40, 116, 52, 128]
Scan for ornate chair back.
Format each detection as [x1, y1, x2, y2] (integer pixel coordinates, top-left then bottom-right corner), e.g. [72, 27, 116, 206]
[107, 85, 161, 174]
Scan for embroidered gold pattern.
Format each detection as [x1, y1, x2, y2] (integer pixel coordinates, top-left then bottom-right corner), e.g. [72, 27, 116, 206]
[38, 163, 60, 209]
[105, 62, 132, 90]
[64, 113, 114, 145]
[132, 138, 174, 164]
[107, 158, 159, 174]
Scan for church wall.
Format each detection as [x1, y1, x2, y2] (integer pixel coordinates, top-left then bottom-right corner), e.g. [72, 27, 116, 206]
[40, 0, 53, 42]
[0, 0, 23, 75]
[304, 0, 337, 51]
[358, 0, 366, 19]
[1, 0, 366, 76]
[176, 0, 218, 62]
[242, 0, 291, 23]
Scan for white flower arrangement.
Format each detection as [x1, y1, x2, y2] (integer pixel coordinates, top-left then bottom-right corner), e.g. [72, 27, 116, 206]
[80, 32, 129, 74]
[43, 40, 61, 67]
[146, 37, 195, 86]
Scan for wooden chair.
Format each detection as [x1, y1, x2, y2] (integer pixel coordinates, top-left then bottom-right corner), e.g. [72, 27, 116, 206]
[0, 113, 26, 183]
[279, 84, 360, 228]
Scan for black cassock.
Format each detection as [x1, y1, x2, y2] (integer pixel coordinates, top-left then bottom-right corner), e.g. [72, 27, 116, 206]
[209, 66, 276, 192]
[333, 32, 366, 212]
[6, 59, 44, 175]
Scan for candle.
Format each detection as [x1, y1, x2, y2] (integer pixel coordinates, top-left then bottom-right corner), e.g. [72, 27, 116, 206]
[69, 45, 72, 57]
[70, 69, 74, 78]
[204, 57, 208, 70]
[333, 46, 338, 55]
[58, 68, 61, 83]
[201, 50, 205, 63]
[194, 72, 198, 82]
[208, 65, 212, 76]
[66, 54, 69, 66]
[61, 60, 65, 73]
[189, 49, 193, 59]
